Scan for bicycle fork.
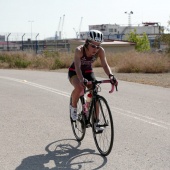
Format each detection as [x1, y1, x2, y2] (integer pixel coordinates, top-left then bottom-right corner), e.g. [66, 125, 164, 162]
[91, 96, 109, 127]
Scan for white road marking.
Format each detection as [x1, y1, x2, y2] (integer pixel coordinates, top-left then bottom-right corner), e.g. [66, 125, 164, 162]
[112, 107, 169, 129]
[0, 76, 70, 97]
[1, 76, 169, 130]
[112, 107, 170, 127]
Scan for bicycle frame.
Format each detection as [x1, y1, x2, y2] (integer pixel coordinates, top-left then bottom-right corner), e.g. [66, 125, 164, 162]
[70, 79, 117, 156]
[80, 80, 116, 127]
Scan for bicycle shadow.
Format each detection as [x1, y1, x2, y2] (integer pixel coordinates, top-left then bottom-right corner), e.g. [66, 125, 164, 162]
[16, 139, 107, 170]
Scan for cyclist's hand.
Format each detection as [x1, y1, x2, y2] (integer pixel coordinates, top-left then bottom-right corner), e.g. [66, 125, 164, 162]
[80, 78, 88, 87]
[83, 78, 88, 85]
[109, 74, 118, 86]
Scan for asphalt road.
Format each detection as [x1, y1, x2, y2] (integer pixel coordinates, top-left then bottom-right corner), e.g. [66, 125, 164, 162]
[0, 69, 170, 170]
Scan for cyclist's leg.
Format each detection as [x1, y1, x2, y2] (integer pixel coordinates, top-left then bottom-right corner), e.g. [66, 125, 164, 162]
[69, 70, 84, 108]
[69, 71, 86, 140]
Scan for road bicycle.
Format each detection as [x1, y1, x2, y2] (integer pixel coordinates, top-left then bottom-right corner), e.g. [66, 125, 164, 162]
[70, 79, 117, 156]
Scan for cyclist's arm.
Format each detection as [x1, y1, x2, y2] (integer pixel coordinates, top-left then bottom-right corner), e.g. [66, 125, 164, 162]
[74, 46, 84, 82]
[98, 48, 113, 76]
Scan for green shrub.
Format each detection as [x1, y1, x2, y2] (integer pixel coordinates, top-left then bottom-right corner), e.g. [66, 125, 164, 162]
[14, 59, 31, 68]
[51, 57, 65, 69]
[0, 55, 6, 62]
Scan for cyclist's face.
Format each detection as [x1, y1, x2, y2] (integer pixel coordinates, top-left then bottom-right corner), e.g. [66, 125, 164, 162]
[88, 41, 101, 55]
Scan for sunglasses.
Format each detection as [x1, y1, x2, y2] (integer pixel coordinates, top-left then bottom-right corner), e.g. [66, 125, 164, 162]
[88, 42, 101, 49]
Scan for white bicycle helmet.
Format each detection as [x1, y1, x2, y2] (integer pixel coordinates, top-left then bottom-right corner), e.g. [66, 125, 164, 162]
[87, 30, 103, 43]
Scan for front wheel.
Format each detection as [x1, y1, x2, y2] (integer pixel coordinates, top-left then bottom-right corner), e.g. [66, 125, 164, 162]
[92, 96, 114, 156]
[70, 96, 86, 141]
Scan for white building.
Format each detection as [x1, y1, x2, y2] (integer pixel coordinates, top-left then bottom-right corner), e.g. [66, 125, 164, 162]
[80, 22, 163, 41]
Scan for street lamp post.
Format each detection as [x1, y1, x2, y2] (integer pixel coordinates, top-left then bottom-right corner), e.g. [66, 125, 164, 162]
[124, 11, 133, 26]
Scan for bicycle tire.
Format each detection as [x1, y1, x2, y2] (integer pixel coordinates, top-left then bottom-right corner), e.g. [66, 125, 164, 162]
[70, 96, 86, 141]
[92, 95, 114, 156]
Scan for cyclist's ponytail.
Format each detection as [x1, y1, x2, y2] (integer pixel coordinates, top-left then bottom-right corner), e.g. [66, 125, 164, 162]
[84, 39, 89, 49]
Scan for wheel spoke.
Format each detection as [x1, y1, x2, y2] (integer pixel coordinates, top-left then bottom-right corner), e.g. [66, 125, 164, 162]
[92, 96, 114, 156]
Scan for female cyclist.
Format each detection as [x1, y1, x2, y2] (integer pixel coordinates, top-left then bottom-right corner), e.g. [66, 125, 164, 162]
[68, 30, 117, 129]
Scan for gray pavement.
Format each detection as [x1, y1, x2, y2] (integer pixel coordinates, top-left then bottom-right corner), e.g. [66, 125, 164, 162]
[0, 69, 170, 170]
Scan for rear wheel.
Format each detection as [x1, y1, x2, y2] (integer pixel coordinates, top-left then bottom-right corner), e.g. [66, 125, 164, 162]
[70, 96, 86, 141]
[92, 96, 114, 156]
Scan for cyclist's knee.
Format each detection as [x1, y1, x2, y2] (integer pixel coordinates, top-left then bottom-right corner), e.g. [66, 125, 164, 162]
[75, 84, 84, 93]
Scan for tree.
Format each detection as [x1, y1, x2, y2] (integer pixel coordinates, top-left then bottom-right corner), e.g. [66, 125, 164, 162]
[127, 29, 150, 52]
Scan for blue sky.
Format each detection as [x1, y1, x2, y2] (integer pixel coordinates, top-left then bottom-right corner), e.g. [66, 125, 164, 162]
[0, 0, 170, 40]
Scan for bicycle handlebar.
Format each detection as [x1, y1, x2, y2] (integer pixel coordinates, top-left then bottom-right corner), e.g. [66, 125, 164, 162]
[86, 79, 118, 93]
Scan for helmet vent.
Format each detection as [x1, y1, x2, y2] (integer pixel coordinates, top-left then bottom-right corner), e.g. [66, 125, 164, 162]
[87, 30, 103, 43]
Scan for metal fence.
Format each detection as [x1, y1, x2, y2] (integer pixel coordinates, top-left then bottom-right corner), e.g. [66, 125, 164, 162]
[0, 32, 70, 53]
